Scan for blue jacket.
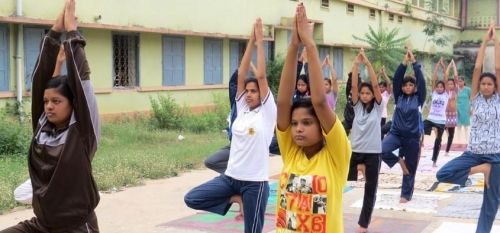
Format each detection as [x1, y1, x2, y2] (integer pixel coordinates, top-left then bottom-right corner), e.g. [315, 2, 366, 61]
[390, 63, 426, 138]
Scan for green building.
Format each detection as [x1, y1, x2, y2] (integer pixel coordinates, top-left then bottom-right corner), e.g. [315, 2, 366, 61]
[0, 0, 496, 117]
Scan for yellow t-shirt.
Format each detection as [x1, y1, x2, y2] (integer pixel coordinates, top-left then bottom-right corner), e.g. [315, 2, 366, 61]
[275, 118, 351, 233]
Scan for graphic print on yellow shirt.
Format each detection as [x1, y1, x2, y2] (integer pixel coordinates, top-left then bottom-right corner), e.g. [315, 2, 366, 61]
[275, 118, 351, 233]
[277, 172, 328, 232]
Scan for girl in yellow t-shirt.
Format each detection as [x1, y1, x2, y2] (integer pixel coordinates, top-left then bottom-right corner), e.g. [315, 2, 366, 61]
[275, 3, 351, 233]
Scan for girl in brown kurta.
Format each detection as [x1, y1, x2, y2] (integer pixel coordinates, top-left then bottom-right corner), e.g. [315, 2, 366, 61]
[1, 0, 101, 232]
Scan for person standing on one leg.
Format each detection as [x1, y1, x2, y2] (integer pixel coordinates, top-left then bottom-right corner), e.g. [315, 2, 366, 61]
[347, 49, 383, 233]
[184, 18, 276, 233]
[381, 49, 426, 203]
[1, 0, 101, 232]
[444, 60, 459, 156]
[423, 58, 448, 167]
[437, 24, 500, 233]
[275, 4, 351, 232]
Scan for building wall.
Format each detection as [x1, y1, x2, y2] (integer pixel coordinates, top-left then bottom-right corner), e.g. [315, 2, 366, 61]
[0, 0, 497, 115]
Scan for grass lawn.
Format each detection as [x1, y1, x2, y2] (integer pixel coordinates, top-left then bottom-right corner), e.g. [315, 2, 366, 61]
[0, 120, 227, 214]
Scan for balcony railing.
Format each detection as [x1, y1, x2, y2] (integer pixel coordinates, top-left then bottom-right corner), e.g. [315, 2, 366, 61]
[468, 16, 497, 28]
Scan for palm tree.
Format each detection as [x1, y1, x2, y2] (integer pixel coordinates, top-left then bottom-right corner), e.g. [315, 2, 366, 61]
[353, 26, 409, 75]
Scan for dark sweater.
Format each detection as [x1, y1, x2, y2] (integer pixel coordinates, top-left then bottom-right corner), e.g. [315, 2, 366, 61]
[29, 30, 100, 231]
[390, 62, 426, 138]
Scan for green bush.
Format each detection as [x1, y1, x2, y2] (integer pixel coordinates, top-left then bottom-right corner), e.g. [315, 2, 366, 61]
[0, 107, 31, 157]
[149, 93, 229, 133]
[267, 55, 284, 97]
[149, 94, 187, 130]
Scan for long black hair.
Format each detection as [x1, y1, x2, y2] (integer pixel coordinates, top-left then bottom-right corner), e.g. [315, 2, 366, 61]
[359, 82, 375, 114]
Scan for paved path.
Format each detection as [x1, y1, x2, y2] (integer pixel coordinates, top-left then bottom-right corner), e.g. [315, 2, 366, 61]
[1, 130, 499, 232]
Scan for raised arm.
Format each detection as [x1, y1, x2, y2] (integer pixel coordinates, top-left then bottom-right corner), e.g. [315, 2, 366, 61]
[361, 49, 382, 103]
[351, 54, 360, 104]
[380, 67, 392, 95]
[297, 4, 335, 133]
[472, 25, 494, 99]
[277, 16, 300, 131]
[324, 55, 339, 94]
[254, 19, 270, 100]
[432, 58, 443, 89]
[392, 52, 409, 103]
[52, 45, 66, 77]
[237, 26, 255, 97]
[63, 0, 100, 151]
[31, 7, 64, 132]
[495, 28, 500, 94]
[409, 50, 426, 106]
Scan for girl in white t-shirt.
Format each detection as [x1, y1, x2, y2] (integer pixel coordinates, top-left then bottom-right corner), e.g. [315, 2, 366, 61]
[424, 58, 449, 167]
[184, 19, 277, 233]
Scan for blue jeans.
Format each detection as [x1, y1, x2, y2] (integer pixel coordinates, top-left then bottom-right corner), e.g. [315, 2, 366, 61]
[381, 133, 421, 200]
[437, 152, 500, 233]
[184, 175, 269, 233]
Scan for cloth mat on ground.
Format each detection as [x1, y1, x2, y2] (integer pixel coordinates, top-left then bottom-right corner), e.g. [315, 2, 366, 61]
[160, 181, 351, 232]
[350, 191, 450, 213]
[435, 193, 500, 219]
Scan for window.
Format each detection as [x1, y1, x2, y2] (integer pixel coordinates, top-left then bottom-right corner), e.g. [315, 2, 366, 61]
[398, 15, 403, 23]
[419, 0, 425, 8]
[0, 25, 8, 91]
[319, 46, 330, 77]
[321, 0, 329, 8]
[333, 48, 343, 80]
[230, 40, 274, 77]
[24, 27, 49, 91]
[204, 38, 223, 85]
[112, 34, 139, 88]
[162, 36, 185, 86]
[389, 14, 395, 21]
[347, 4, 354, 14]
[369, 9, 376, 19]
[453, 0, 460, 17]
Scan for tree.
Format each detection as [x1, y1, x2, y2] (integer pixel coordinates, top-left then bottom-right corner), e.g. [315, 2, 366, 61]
[353, 26, 409, 75]
[422, 0, 449, 51]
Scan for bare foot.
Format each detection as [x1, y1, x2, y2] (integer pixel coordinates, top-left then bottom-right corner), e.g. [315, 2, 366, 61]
[230, 195, 244, 220]
[356, 226, 368, 233]
[398, 158, 410, 175]
[470, 163, 491, 188]
[444, 152, 449, 156]
[432, 162, 437, 168]
[400, 197, 409, 203]
[357, 164, 366, 181]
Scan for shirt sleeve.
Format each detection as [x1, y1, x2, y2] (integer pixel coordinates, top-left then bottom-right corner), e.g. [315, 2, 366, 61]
[324, 118, 352, 180]
[262, 91, 277, 144]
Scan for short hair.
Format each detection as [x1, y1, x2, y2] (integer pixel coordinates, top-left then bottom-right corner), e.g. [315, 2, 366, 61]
[46, 75, 74, 105]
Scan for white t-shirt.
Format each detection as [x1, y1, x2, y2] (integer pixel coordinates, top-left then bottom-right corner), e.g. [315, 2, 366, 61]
[381, 91, 391, 118]
[225, 91, 277, 181]
[427, 91, 449, 124]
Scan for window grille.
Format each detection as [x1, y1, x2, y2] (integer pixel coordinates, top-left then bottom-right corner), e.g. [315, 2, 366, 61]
[113, 34, 139, 87]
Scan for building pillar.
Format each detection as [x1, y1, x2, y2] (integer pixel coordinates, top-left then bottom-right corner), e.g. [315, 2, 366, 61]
[497, 0, 500, 26]
[461, 0, 467, 28]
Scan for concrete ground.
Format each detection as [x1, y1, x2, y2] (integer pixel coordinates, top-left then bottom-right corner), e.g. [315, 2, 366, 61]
[0, 128, 498, 232]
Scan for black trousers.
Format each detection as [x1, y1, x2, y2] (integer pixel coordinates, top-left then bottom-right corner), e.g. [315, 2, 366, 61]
[423, 120, 445, 163]
[0, 212, 99, 233]
[348, 152, 381, 228]
[445, 127, 455, 152]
